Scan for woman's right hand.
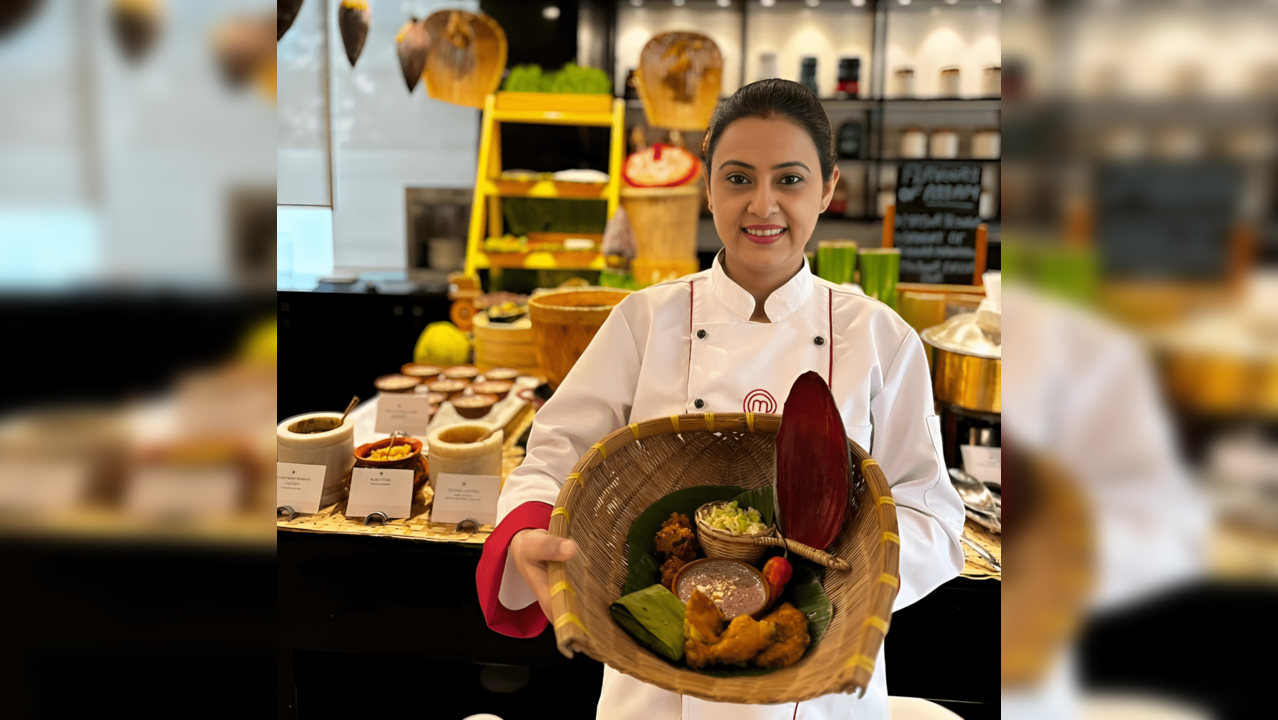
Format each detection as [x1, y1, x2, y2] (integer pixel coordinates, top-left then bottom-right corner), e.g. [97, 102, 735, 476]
[510, 528, 578, 621]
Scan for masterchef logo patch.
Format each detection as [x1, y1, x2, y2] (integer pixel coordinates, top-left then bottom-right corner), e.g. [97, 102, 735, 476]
[743, 389, 777, 414]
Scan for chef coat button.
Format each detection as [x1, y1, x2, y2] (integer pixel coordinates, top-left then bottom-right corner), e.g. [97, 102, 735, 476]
[694, 399, 705, 409]
[814, 336, 826, 346]
[697, 329, 707, 340]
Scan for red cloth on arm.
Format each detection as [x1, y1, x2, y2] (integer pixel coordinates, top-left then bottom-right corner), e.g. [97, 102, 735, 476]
[475, 501, 554, 638]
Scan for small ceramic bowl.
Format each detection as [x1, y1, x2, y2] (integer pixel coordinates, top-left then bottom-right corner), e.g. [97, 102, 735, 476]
[516, 387, 544, 411]
[482, 368, 522, 382]
[375, 374, 421, 393]
[452, 393, 499, 419]
[443, 365, 482, 381]
[427, 379, 469, 399]
[469, 380, 513, 401]
[401, 363, 443, 381]
[413, 388, 449, 405]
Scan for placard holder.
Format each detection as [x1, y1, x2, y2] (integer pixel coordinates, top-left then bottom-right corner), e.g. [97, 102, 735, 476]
[278, 506, 300, 522]
[364, 511, 390, 527]
[455, 517, 480, 539]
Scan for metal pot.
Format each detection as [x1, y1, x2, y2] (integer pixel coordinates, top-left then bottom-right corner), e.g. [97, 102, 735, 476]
[921, 312, 1001, 414]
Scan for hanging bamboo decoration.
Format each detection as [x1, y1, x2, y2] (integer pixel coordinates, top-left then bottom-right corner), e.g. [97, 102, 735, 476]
[634, 32, 723, 131]
[422, 10, 506, 109]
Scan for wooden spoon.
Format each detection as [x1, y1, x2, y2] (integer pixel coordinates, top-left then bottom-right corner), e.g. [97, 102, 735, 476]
[339, 395, 360, 427]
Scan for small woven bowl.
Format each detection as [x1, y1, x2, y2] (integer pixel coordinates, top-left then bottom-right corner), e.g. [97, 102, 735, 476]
[695, 501, 776, 565]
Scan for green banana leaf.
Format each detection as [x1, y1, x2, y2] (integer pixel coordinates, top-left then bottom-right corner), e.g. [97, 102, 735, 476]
[609, 584, 687, 663]
[731, 485, 776, 527]
[615, 485, 836, 676]
[623, 485, 745, 596]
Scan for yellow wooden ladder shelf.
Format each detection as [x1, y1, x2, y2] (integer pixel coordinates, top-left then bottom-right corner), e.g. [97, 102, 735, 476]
[464, 92, 626, 278]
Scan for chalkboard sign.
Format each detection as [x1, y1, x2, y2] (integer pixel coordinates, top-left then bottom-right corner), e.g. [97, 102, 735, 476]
[894, 162, 983, 284]
[1095, 162, 1239, 281]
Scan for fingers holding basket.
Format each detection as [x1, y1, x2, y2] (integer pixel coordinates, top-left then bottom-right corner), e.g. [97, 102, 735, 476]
[511, 528, 578, 620]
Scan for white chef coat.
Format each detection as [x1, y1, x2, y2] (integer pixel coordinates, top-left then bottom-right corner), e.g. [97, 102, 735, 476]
[1000, 284, 1213, 720]
[493, 251, 966, 720]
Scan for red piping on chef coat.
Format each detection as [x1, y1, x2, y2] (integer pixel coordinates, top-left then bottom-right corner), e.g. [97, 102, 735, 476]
[828, 288, 834, 390]
[476, 501, 555, 638]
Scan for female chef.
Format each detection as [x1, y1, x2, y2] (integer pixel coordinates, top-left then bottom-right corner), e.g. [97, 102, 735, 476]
[475, 79, 966, 720]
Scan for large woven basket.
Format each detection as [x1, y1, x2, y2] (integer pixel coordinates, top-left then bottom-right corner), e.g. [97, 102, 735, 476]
[528, 287, 632, 391]
[547, 412, 900, 704]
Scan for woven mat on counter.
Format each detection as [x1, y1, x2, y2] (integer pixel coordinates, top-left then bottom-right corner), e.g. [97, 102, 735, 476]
[960, 518, 1001, 580]
[276, 404, 536, 545]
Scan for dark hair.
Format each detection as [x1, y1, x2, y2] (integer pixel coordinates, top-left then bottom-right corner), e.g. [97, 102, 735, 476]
[700, 79, 836, 183]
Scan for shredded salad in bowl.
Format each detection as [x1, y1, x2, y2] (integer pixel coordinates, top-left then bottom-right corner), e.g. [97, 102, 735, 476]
[701, 500, 768, 535]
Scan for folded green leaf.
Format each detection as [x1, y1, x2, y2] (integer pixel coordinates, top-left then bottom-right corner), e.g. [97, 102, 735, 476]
[610, 584, 687, 663]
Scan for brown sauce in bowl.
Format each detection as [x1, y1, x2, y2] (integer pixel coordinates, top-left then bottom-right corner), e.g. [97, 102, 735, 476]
[673, 559, 769, 620]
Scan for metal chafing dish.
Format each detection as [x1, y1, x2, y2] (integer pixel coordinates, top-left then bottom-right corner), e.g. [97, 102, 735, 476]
[921, 311, 1001, 473]
[922, 312, 1001, 415]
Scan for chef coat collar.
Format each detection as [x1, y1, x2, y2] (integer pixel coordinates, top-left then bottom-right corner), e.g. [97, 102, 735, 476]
[710, 248, 815, 323]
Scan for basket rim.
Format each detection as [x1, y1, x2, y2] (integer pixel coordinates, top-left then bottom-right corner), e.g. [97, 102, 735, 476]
[545, 411, 901, 705]
[528, 286, 634, 311]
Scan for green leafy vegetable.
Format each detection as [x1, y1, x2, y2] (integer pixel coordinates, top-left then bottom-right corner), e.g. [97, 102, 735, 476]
[610, 584, 687, 662]
[501, 62, 612, 95]
[502, 64, 543, 93]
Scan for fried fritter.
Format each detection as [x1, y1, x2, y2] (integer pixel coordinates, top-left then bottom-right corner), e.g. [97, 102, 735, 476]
[706, 614, 777, 665]
[660, 555, 688, 591]
[751, 602, 810, 669]
[683, 588, 724, 644]
[654, 514, 699, 562]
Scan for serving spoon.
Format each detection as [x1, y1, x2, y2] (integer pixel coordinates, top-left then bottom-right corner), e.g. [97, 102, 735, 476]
[949, 468, 1000, 516]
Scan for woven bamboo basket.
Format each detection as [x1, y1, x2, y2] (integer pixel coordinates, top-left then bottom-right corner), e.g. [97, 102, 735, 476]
[1001, 445, 1095, 689]
[694, 501, 775, 564]
[620, 186, 701, 287]
[694, 500, 852, 571]
[422, 10, 506, 109]
[528, 287, 632, 391]
[546, 412, 900, 704]
[472, 315, 540, 376]
[634, 32, 723, 131]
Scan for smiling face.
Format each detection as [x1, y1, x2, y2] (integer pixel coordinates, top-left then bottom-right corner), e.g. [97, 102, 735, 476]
[706, 116, 839, 287]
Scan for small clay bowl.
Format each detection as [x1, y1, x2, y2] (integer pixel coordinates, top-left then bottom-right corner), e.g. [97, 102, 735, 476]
[427, 379, 469, 400]
[470, 380, 513, 401]
[517, 387, 544, 411]
[482, 368, 522, 382]
[413, 388, 448, 405]
[452, 393, 498, 419]
[401, 363, 443, 381]
[443, 365, 482, 381]
[671, 558, 771, 621]
[353, 436, 428, 488]
[375, 374, 421, 393]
